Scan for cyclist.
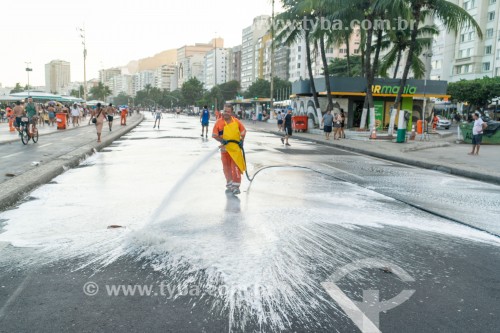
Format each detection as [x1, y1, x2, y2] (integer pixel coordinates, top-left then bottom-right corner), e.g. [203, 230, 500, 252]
[25, 97, 38, 135]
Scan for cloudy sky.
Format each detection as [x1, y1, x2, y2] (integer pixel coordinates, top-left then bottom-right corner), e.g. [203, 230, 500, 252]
[1, 0, 281, 87]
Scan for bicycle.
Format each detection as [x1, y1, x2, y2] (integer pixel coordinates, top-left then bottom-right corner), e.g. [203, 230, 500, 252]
[18, 116, 39, 145]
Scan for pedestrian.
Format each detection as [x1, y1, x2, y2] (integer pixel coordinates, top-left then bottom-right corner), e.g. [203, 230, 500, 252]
[91, 103, 106, 143]
[277, 111, 283, 131]
[12, 101, 25, 132]
[70, 103, 80, 127]
[47, 102, 56, 126]
[106, 103, 116, 131]
[432, 114, 439, 132]
[252, 112, 257, 124]
[120, 106, 127, 126]
[333, 113, 342, 140]
[212, 104, 247, 195]
[200, 105, 210, 138]
[469, 111, 488, 156]
[321, 109, 334, 140]
[340, 109, 346, 138]
[281, 109, 292, 146]
[153, 108, 163, 129]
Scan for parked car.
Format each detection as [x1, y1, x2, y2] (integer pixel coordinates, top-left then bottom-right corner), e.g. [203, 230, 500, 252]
[436, 116, 451, 129]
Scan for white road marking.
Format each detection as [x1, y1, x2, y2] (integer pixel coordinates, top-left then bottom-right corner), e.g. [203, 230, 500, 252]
[0, 273, 32, 321]
[38, 143, 53, 148]
[321, 282, 382, 333]
[320, 163, 364, 180]
[1, 152, 22, 159]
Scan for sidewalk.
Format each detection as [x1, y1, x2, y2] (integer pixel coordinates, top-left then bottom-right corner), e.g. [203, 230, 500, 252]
[0, 118, 96, 144]
[245, 120, 500, 185]
[0, 114, 144, 211]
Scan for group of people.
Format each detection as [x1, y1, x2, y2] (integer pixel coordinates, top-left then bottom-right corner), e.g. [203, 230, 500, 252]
[321, 109, 345, 140]
[89, 103, 129, 142]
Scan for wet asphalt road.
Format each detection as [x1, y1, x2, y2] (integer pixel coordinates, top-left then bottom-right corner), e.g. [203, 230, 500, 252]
[0, 113, 499, 332]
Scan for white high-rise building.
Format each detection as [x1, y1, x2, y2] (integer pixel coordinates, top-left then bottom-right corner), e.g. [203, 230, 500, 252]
[429, 0, 499, 82]
[110, 75, 133, 97]
[288, 37, 309, 82]
[45, 60, 70, 94]
[204, 48, 228, 90]
[154, 64, 177, 91]
[132, 70, 155, 95]
[241, 15, 270, 90]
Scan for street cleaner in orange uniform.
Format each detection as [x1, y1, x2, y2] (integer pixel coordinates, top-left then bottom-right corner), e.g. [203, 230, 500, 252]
[212, 104, 246, 195]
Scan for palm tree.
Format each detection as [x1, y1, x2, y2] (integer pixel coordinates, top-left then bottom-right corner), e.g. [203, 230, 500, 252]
[378, 18, 439, 79]
[378, 0, 483, 110]
[89, 82, 112, 101]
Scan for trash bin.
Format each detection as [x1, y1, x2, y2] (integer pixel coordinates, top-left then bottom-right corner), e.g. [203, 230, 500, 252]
[417, 120, 423, 134]
[56, 112, 67, 130]
[292, 115, 308, 132]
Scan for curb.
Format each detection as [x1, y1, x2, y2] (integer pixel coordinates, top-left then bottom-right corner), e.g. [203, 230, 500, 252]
[262, 128, 500, 186]
[0, 114, 144, 212]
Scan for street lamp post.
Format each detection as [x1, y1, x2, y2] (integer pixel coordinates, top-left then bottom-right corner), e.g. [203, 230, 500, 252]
[420, 52, 433, 141]
[25, 62, 32, 95]
[79, 27, 88, 101]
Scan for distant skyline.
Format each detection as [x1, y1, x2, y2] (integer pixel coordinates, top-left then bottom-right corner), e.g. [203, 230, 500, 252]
[0, 0, 281, 87]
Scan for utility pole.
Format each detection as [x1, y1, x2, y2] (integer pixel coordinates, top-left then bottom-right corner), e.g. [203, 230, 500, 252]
[79, 26, 88, 101]
[25, 62, 32, 95]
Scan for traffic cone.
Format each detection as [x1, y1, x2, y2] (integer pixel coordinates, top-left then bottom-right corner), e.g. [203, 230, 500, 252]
[410, 124, 416, 140]
[370, 127, 377, 139]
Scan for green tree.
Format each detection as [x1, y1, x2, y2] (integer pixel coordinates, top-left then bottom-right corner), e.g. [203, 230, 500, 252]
[69, 85, 85, 98]
[327, 56, 363, 77]
[181, 78, 205, 106]
[448, 77, 500, 110]
[244, 79, 270, 99]
[113, 92, 130, 106]
[89, 82, 112, 101]
[387, 0, 483, 110]
[10, 83, 24, 94]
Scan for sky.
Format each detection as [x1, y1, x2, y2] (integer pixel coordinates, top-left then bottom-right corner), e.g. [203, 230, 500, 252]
[0, 0, 282, 88]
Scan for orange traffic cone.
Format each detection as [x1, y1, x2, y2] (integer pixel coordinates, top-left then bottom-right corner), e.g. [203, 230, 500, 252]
[370, 127, 377, 139]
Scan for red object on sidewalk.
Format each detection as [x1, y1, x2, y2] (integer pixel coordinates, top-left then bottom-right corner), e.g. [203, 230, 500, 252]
[56, 113, 67, 130]
[292, 115, 308, 132]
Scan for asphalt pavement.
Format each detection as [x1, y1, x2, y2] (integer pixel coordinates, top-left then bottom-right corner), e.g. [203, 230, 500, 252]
[0, 114, 499, 332]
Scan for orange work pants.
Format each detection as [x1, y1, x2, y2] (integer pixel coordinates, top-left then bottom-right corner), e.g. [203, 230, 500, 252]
[221, 152, 241, 186]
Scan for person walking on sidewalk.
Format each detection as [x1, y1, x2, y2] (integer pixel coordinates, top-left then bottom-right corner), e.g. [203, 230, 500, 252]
[321, 109, 334, 140]
[106, 103, 116, 131]
[12, 101, 25, 132]
[91, 103, 106, 143]
[277, 111, 283, 132]
[281, 109, 292, 146]
[340, 109, 346, 139]
[212, 104, 247, 195]
[70, 103, 80, 127]
[469, 112, 488, 156]
[200, 105, 210, 138]
[333, 112, 342, 140]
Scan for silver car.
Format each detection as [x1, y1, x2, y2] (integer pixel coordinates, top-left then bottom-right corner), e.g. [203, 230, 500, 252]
[436, 116, 451, 129]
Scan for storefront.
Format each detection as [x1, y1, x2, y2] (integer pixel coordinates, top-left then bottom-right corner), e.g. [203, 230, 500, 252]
[291, 77, 449, 129]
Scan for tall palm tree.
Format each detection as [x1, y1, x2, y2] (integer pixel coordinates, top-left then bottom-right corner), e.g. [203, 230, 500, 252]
[378, 18, 439, 79]
[378, 0, 483, 110]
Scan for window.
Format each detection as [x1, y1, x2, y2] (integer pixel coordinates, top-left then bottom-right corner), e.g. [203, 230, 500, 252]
[486, 28, 494, 38]
[490, 0, 497, 5]
[483, 62, 491, 71]
[488, 11, 496, 21]
[486, 45, 493, 54]
[463, 1, 470, 10]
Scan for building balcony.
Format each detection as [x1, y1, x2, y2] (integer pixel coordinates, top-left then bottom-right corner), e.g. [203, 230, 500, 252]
[455, 57, 472, 63]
